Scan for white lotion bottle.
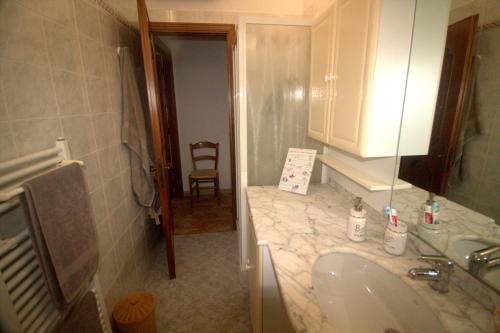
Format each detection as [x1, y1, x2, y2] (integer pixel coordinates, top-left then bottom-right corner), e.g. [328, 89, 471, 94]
[347, 197, 367, 242]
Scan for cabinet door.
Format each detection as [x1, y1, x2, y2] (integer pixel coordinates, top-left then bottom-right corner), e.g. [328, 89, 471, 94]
[328, 0, 379, 154]
[247, 217, 262, 333]
[308, 11, 334, 143]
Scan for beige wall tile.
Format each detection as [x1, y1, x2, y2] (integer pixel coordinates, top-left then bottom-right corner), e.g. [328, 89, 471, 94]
[99, 11, 119, 47]
[113, 228, 134, 274]
[81, 152, 102, 192]
[475, 181, 500, 210]
[80, 36, 106, 78]
[53, 70, 88, 115]
[124, 193, 141, 227]
[74, 0, 101, 40]
[93, 113, 116, 148]
[90, 188, 108, 224]
[0, 61, 58, 119]
[480, 0, 500, 25]
[0, 121, 17, 161]
[130, 213, 146, 250]
[40, 0, 75, 27]
[484, 155, 500, 184]
[0, 85, 8, 121]
[98, 145, 121, 181]
[477, 58, 500, 86]
[11, 118, 62, 156]
[61, 115, 97, 157]
[96, 217, 114, 259]
[479, 28, 500, 58]
[98, 248, 118, 296]
[0, 2, 48, 65]
[103, 175, 125, 210]
[488, 121, 500, 157]
[464, 132, 490, 154]
[121, 168, 132, 194]
[0, 0, 158, 308]
[111, 112, 122, 144]
[44, 19, 83, 73]
[109, 260, 140, 308]
[86, 76, 111, 113]
[14, 0, 40, 12]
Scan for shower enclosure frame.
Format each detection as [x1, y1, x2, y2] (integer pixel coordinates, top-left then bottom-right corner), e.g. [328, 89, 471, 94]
[236, 15, 316, 271]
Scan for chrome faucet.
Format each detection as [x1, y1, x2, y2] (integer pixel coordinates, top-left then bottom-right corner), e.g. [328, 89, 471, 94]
[468, 245, 500, 277]
[408, 255, 454, 293]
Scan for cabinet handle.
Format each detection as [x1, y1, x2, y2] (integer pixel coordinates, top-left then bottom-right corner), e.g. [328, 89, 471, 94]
[245, 258, 252, 270]
[324, 74, 337, 82]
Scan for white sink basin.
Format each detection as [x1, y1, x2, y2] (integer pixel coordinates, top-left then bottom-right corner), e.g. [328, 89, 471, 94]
[313, 253, 445, 333]
[452, 238, 500, 289]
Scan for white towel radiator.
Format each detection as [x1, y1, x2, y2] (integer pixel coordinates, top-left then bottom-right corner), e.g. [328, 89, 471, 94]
[0, 139, 111, 333]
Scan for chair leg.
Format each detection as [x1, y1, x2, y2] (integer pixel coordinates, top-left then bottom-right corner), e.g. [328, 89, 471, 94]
[215, 176, 221, 206]
[196, 180, 200, 197]
[189, 176, 193, 208]
[214, 177, 217, 198]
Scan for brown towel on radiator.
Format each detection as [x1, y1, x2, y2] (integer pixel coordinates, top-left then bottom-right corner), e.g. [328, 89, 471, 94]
[22, 163, 99, 309]
[58, 291, 104, 333]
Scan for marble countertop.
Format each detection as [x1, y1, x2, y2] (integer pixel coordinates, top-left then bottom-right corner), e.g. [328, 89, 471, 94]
[246, 183, 496, 333]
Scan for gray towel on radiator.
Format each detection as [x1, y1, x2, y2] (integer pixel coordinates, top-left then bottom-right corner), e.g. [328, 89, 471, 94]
[58, 291, 104, 333]
[22, 163, 98, 309]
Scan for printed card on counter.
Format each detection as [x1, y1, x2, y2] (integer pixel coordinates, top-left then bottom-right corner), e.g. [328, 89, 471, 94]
[278, 148, 317, 195]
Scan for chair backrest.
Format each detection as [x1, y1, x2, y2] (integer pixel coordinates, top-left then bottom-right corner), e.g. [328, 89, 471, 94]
[190, 141, 219, 171]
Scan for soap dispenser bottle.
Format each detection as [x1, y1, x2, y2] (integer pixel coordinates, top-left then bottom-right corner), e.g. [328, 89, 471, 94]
[347, 197, 367, 242]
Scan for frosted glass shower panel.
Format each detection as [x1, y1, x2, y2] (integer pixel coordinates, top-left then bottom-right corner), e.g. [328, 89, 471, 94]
[247, 24, 323, 186]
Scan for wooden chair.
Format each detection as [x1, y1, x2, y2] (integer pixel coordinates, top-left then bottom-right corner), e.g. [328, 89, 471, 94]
[189, 141, 220, 207]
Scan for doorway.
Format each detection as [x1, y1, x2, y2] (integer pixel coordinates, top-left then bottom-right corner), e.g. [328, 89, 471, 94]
[155, 36, 235, 235]
[137, 0, 237, 278]
[398, 15, 479, 195]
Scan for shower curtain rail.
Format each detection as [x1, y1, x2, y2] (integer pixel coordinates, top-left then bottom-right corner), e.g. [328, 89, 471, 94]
[0, 138, 84, 206]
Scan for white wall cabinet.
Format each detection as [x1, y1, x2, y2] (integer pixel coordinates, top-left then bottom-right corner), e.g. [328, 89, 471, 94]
[308, 0, 450, 157]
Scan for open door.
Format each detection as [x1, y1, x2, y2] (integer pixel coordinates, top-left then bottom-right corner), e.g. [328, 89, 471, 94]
[398, 15, 479, 195]
[137, 0, 176, 278]
[156, 50, 184, 198]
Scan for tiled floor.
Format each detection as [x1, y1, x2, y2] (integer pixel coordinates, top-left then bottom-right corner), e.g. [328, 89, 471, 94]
[172, 193, 234, 235]
[144, 231, 251, 333]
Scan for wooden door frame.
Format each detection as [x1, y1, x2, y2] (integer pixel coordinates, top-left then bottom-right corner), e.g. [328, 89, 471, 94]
[150, 22, 238, 230]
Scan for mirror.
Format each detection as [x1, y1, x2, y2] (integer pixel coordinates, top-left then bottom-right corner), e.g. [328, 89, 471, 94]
[391, 0, 500, 293]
